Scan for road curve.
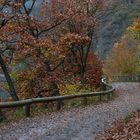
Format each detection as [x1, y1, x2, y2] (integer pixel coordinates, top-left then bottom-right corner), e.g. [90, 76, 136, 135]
[0, 82, 140, 140]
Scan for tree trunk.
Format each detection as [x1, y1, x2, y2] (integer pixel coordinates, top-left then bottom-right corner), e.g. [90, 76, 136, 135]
[49, 81, 60, 96]
[80, 68, 85, 87]
[0, 55, 19, 101]
[44, 60, 61, 96]
[44, 60, 63, 108]
[80, 68, 88, 105]
[50, 81, 63, 105]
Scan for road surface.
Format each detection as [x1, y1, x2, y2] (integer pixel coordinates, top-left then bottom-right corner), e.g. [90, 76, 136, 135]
[0, 82, 140, 140]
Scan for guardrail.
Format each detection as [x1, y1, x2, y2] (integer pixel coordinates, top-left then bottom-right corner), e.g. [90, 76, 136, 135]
[0, 78, 115, 118]
[111, 75, 140, 82]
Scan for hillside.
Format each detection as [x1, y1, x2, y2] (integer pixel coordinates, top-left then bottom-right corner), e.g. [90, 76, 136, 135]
[26, 0, 140, 58]
[96, 0, 140, 58]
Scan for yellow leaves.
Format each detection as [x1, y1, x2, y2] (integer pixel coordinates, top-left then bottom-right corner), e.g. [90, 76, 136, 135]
[58, 54, 65, 59]
[37, 38, 53, 49]
[128, 18, 140, 39]
[60, 83, 80, 95]
[31, 33, 90, 63]
[105, 20, 140, 79]
[2, 22, 19, 31]
[59, 33, 90, 47]
[131, 19, 140, 30]
[17, 71, 32, 81]
[36, 38, 58, 60]
[104, 41, 137, 78]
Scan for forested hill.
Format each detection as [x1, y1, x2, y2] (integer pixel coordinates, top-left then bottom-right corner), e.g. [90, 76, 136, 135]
[26, 0, 140, 59]
[97, 0, 140, 58]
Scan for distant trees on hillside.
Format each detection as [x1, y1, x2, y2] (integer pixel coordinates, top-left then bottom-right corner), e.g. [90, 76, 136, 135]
[104, 18, 140, 79]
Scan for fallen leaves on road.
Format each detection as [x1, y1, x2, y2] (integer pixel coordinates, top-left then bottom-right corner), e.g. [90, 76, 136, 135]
[95, 110, 140, 140]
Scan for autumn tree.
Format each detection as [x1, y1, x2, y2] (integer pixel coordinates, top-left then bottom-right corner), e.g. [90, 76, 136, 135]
[104, 42, 137, 78]
[0, 0, 20, 101]
[129, 18, 140, 39]
[0, 0, 90, 99]
[63, 0, 103, 87]
[128, 18, 140, 70]
[104, 18, 140, 79]
[0, 0, 103, 100]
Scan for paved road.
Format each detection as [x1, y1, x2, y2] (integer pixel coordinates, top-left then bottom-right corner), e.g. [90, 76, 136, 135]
[0, 82, 140, 140]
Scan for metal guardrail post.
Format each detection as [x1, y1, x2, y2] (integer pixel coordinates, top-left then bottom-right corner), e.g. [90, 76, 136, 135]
[0, 109, 6, 122]
[107, 93, 111, 100]
[99, 94, 102, 101]
[83, 97, 87, 105]
[25, 104, 30, 117]
[24, 98, 31, 117]
[56, 100, 62, 111]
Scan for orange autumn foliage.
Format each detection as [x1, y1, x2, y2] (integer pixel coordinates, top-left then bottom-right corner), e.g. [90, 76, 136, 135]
[0, 0, 103, 99]
[104, 42, 137, 78]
